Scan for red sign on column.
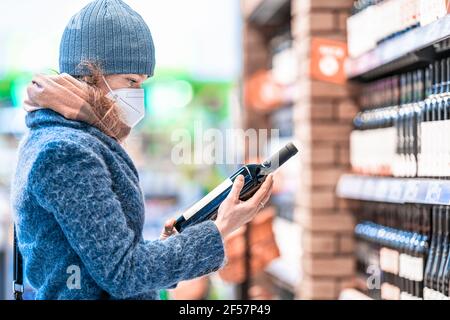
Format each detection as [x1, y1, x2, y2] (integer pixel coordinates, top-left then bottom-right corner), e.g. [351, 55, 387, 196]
[310, 37, 348, 85]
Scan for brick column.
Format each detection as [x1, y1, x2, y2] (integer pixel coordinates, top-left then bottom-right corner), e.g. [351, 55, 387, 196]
[241, 21, 271, 131]
[291, 0, 359, 299]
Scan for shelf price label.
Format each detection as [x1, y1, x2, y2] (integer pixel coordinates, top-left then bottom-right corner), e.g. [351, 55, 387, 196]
[362, 179, 377, 200]
[374, 179, 389, 201]
[425, 181, 443, 204]
[387, 180, 404, 203]
[350, 176, 364, 198]
[403, 180, 420, 203]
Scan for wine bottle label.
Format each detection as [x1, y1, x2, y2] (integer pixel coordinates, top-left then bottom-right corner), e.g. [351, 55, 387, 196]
[182, 178, 233, 220]
[400, 291, 415, 300]
[444, 119, 450, 176]
[381, 282, 400, 300]
[427, 289, 444, 300]
[433, 120, 446, 176]
[399, 253, 409, 278]
[423, 287, 430, 300]
[434, 290, 443, 300]
[444, 119, 449, 175]
[410, 256, 424, 281]
[383, 127, 397, 175]
[380, 248, 400, 274]
[420, 121, 434, 177]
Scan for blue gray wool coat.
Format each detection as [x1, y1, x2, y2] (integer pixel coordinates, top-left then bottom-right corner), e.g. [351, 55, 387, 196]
[10, 109, 225, 300]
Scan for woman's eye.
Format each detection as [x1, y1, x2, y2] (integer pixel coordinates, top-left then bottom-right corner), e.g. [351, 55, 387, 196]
[128, 78, 137, 86]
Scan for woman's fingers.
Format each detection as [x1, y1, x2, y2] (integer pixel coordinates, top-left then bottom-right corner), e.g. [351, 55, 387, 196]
[160, 218, 177, 240]
[26, 82, 46, 106]
[57, 74, 90, 100]
[247, 174, 273, 209]
[32, 74, 55, 88]
[229, 175, 245, 203]
[164, 218, 177, 232]
[259, 187, 273, 209]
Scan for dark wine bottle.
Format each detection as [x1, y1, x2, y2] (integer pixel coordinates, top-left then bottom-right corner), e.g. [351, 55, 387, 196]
[437, 207, 449, 298]
[441, 208, 450, 299]
[174, 143, 299, 232]
[413, 206, 431, 300]
[430, 206, 444, 299]
[424, 206, 438, 299]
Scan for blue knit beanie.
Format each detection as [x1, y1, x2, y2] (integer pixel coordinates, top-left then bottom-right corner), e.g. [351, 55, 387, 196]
[59, 0, 155, 76]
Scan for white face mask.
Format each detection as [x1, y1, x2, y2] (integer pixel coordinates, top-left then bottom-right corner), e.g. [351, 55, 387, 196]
[103, 76, 145, 128]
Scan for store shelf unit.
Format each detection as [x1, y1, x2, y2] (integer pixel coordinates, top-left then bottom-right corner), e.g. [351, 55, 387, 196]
[342, 3, 450, 301]
[346, 15, 450, 82]
[337, 174, 450, 205]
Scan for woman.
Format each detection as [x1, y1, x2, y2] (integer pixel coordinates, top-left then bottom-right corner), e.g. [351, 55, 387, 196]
[11, 0, 273, 300]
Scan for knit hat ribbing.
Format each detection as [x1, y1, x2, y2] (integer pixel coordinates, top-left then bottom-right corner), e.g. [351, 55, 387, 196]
[59, 0, 155, 76]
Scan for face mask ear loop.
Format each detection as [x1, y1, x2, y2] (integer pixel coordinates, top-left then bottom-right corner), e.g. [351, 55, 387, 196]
[102, 75, 115, 95]
[92, 76, 118, 127]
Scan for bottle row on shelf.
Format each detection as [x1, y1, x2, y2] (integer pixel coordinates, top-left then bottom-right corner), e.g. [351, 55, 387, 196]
[350, 56, 450, 178]
[355, 202, 450, 300]
[347, 0, 449, 58]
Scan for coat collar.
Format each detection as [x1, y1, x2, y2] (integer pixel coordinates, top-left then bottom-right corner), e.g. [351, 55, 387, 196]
[25, 109, 139, 178]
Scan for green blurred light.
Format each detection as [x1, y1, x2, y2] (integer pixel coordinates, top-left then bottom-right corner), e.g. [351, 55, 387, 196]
[11, 74, 32, 108]
[147, 79, 193, 118]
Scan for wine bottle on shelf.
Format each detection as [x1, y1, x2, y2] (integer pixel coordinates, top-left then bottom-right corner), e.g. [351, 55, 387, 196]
[436, 59, 447, 176]
[418, 65, 433, 177]
[423, 205, 437, 300]
[399, 205, 420, 300]
[394, 75, 406, 177]
[437, 207, 450, 299]
[432, 61, 441, 178]
[404, 206, 417, 299]
[398, 206, 409, 299]
[412, 70, 423, 178]
[173, 143, 298, 232]
[400, 206, 411, 300]
[440, 208, 450, 299]
[406, 72, 416, 177]
[413, 206, 431, 300]
[429, 206, 444, 299]
[443, 58, 450, 177]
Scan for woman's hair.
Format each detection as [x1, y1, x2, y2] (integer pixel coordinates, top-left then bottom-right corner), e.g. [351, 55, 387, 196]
[74, 61, 131, 141]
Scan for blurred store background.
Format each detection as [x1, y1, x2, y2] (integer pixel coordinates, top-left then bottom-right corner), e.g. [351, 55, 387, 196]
[0, 0, 299, 300]
[2, 0, 448, 301]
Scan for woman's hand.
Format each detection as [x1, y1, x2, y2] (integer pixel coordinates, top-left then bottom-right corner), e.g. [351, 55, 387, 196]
[160, 218, 178, 240]
[215, 174, 274, 238]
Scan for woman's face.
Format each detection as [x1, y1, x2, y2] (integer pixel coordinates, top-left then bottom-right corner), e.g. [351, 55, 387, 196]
[100, 74, 148, 93]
